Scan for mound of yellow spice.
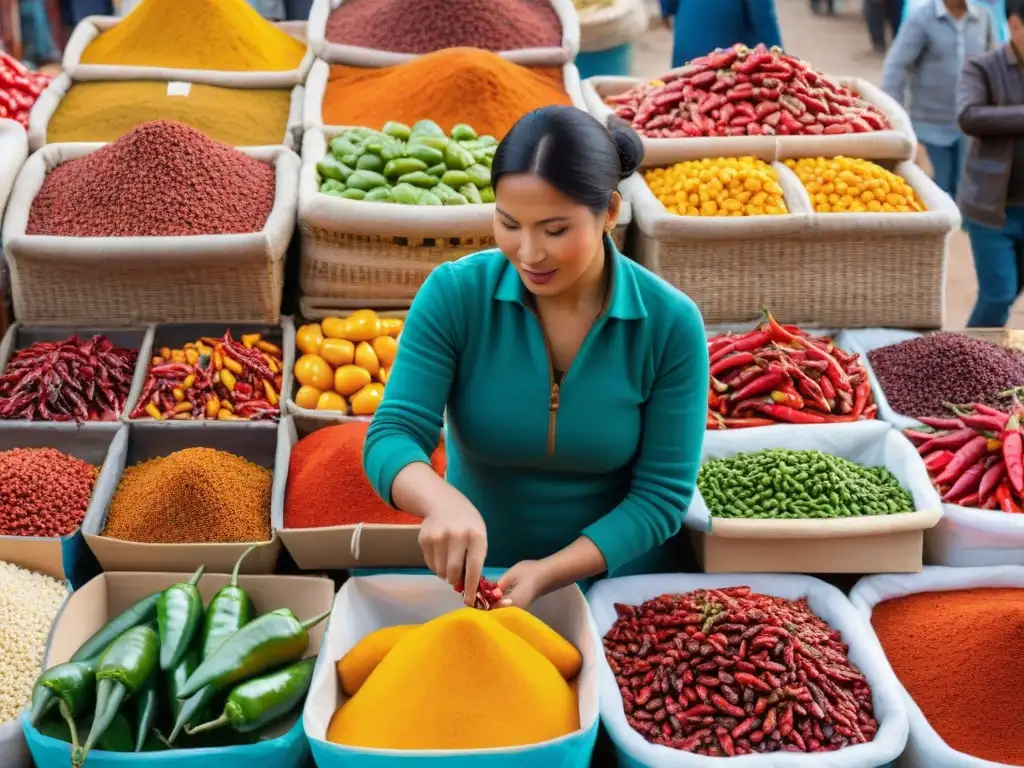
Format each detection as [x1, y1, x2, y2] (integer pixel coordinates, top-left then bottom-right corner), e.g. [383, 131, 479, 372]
[81, 0, 306, 72]
[327, 607, 581, 750]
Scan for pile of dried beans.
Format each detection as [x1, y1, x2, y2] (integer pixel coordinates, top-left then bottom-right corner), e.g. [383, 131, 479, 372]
[707, 313, 876, 428]
[131, 331, 283, 421]
[605, 587, 878, 756]
[903, 399, 1024, 512]
[0, 335, 137, 421]
[607, 44, 890, 139]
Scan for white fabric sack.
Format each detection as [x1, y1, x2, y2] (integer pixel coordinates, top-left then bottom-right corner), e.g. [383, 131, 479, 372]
[27, 73, 304, 152]
[303, 574, 600, 749]
[578, 0, 649, 53]
[307, 0, 580, 67]
[926, 502, 1024, 567]
[687, 420, 942, 534]
[303, 58, 588, 132]
[0, 120, 28, 224]
[835, 329, 924, 431]
[849, 565, 1024, 768]
[2, 143, 299, 319]
[62, 16, 313, 88]
[587, 573, 909, 768]
[299, 127, 494, 239]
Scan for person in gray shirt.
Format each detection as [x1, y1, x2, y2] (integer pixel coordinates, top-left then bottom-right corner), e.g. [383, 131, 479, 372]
[958, 0, 1024, 325]
[882, 0, 996, 199]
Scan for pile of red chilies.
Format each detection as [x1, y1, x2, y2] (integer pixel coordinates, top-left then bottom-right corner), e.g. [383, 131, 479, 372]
[605, 587, 878, 756]
[903, 399, 1024, 512]
[0, 335, 137, 421]
[0, 53, 52, 128]
[606, 43, 890, 139]
[707, 312, 876, 429]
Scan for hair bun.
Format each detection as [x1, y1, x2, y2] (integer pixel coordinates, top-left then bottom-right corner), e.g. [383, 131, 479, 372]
[608, 118, 644, 180]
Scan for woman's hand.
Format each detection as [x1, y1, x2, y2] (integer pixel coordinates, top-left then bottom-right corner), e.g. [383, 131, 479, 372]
[496, 560, 555, 609]
[419, 494, 488, 607]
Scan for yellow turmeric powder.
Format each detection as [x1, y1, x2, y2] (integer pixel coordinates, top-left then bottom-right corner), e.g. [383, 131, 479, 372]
[327, 608, 579, 750]
[336, 624, 417, 696]
[46, 82, 292, 147]
[81, 0, 306, 71]
[489, 607, 582, 680]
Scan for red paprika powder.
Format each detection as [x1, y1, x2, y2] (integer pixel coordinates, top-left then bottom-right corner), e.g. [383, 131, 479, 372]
[871, 587, 1024, 765]
[284, 421, 445, 528]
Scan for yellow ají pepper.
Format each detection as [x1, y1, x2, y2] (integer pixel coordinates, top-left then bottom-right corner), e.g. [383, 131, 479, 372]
[644, 156, 788, 217]
[785, 156, 926, 214]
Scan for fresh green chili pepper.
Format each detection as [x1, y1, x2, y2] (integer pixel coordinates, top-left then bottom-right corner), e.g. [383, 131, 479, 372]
[187, 658, 316, 736]
[29, 659, 97, 753]
[37, 710, 134, 752]
[166, 645, 199, 729]
[202, 546, 258, 659]
[158, 565, 205, 671]
[71, 592, 162, 662]
[74, 625, 159, 767]
[178, 609, 330, 700]
[133, 674, 159, 752]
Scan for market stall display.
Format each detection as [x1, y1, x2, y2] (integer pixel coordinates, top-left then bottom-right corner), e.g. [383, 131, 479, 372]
[29, 75, 303, 150]
[276, 416, 443, 569]
[706, 316, 876, 429]
[303, 573, 600, 765]
[645, 157, 788, 217]
[0, 53, 52, 128]
[22, 569, 333, 768]
[129, 330, 284, 422]
[0, 334, 138, 422]
[316, 122, 496, 206]
[786, 157, 925, 213]
[291, 312, 400, 416]
[850, 565, 1024, 768]
[588, 574, 908, 766]
[0, 119, 28, 222]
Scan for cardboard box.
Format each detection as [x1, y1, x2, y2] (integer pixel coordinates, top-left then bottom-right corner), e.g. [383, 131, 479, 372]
[23, 571, 334, 768]
[275, 415, 425, 570]
[0, 424, 122, 586]
[122, 319, 295, 425]
[83, 423, 282, 573]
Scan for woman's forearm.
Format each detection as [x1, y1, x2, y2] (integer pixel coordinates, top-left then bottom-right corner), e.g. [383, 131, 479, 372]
[537, 537, 608, 593]
[390, 461, 459, 519]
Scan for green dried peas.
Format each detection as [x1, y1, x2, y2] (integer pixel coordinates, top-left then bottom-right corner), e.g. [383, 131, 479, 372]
[697, 448, 914, 520]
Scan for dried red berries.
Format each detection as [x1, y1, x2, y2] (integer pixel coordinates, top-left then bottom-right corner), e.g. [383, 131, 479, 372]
[454, 577, 504, 610]
[26, 120, 276, 238]
[0, 448, 97, 537]
[604, 587, 878, 756]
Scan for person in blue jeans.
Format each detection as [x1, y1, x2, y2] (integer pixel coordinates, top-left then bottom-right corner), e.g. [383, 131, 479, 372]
[882, 1, 996, 200]
[958, 0, 1024, 326]
[660, 0, 783, 69]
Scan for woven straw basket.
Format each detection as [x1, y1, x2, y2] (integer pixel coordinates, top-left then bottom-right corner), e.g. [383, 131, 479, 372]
[627, 157, 957, 329]
[2, 143, 299, 325]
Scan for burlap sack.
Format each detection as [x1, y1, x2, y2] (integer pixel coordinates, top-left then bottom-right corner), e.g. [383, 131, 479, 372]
[27, 73, 304, 152]
[62, 16, 313, 88]
[307, 0, 579, 67]
[578, 0, 649, 53]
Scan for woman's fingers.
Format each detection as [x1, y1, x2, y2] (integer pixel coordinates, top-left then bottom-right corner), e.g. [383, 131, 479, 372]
[463, 533, 486, 607]
[445, 534, 468, 590]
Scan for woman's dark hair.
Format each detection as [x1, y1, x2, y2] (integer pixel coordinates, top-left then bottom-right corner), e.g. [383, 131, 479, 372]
[490, 106, 644, 212]
[1008, 0, 1024, 21]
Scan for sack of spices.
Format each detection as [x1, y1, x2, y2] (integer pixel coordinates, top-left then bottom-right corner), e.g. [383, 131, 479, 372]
[851, 565, 1024, 768]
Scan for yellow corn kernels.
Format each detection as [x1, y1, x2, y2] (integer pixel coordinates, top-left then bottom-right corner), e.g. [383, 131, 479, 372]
[785, 156, 925, 213]
[645, 156, 788, 217]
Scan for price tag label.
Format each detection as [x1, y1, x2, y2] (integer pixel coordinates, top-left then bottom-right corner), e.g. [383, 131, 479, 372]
[166, 82, 192, 97]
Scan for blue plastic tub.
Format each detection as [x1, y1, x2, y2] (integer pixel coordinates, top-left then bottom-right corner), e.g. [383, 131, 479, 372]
[576, 44, 634, 79]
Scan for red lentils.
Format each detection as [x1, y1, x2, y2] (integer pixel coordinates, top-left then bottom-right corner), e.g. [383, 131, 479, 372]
[26, 119, 276, 238]
[102, 447, 271, 543]
[0, 448, 97, 537]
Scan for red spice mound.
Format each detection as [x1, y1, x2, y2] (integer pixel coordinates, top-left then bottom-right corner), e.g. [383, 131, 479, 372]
[284, 421, 445, 528]
[27, 119, 276, 237]
[0, 447, 97, 537]
[325, 0, 561, 54]
[872, 588, 1024, 765]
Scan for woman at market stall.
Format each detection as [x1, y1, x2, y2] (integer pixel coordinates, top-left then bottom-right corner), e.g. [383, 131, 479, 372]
[660, 0, 783, 69]
[363, 107, 708, 609]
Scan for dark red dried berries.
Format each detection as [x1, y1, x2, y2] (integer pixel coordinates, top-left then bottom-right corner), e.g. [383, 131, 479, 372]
[325, 0, 562, 54]
[0, 447, 97, 537]
[868, 333, 1024, 418]
[26, 120, 275, 237]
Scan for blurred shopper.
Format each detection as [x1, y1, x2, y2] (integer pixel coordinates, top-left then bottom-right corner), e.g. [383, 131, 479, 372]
[811, 0, 836, 15]
[882, 1, 995, 199]
[661, 0, 783, 69]
[958, 0, 1024, 326]
[867, 0, 906, 51]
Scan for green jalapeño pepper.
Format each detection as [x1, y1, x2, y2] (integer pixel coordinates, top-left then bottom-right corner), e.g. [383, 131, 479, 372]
[177, 608, 330, 700]
[133, 674, 159, 752]
[74, 625, 159, 767]
[71, 592, 162, 663]
[166, 645, 199, 729]
[187, 658, 316, 737]
[29, 659, 97, 752]
[202, 546, 257, 659]
[158, 565, 205, 671]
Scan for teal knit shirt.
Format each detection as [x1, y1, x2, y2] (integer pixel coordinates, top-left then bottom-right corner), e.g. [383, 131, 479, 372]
[363, 240, 708, 576]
